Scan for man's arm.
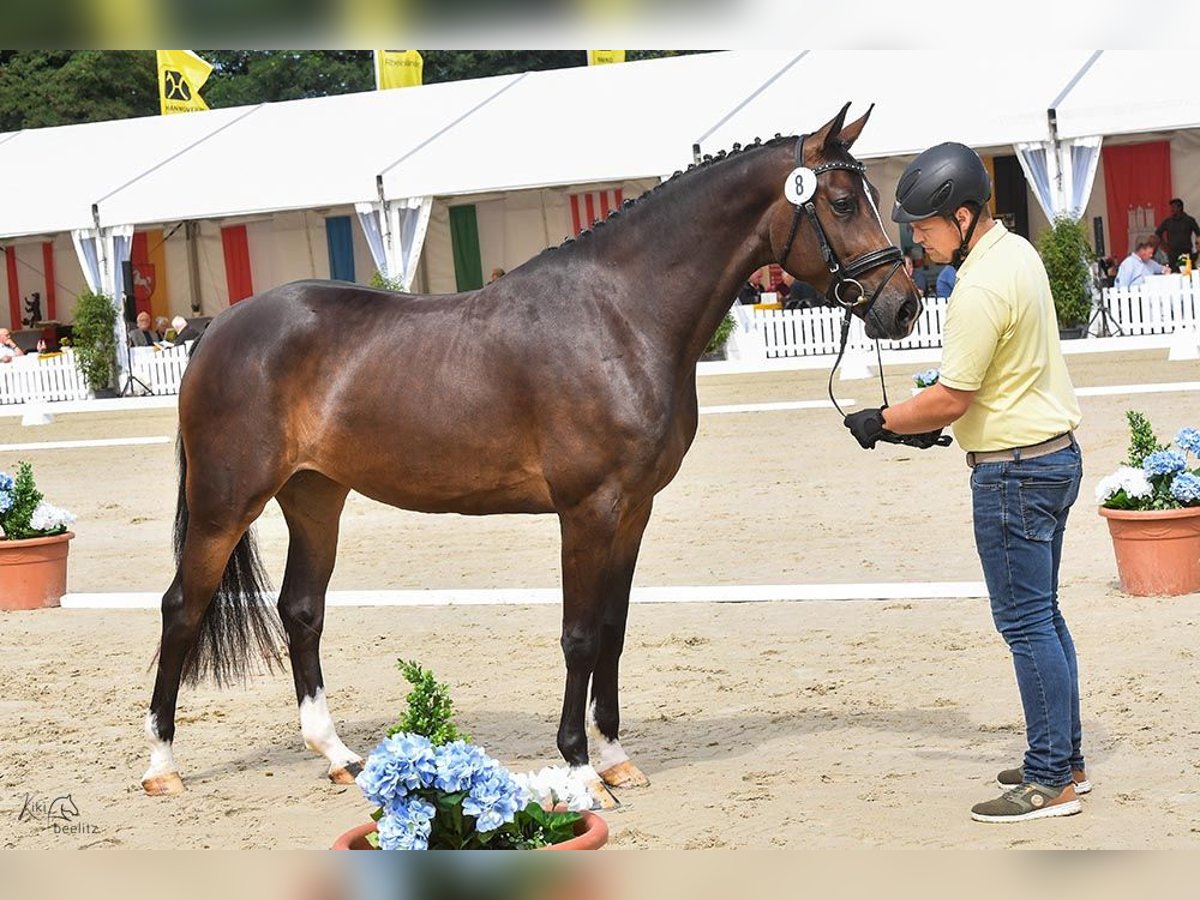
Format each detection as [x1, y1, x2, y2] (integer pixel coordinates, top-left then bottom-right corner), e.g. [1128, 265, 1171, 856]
[881, 383, 975, 434]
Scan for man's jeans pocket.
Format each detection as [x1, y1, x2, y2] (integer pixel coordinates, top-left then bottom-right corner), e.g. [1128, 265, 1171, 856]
[1018, 477, 1079, 541]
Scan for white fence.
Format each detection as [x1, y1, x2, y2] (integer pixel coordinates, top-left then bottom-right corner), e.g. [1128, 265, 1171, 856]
[1096, 272, 1200, 337]
[739, 296, 951, 359]
[734, 272, 1200, 360]
[0, 344, 190, 405]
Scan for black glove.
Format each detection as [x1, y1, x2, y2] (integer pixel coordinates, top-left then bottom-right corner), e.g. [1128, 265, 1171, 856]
[880, 429, 953, 450]
[843, 408, 887, 449]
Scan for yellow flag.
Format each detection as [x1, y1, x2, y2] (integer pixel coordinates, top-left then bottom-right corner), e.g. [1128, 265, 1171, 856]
[587, 51, 626, 66]
[156, 50, 212, 115]
[375, 50, 423, 90]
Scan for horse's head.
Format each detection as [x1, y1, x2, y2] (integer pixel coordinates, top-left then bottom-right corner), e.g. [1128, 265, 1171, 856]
[770, 103, 922, 340]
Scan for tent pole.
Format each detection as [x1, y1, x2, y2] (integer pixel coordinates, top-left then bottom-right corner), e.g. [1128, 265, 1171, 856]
[186, 221, 202, 314]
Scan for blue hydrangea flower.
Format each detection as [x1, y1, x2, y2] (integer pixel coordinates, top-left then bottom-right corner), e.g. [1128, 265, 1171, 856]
[433, 740, 490, 793]
[1143, 450, 1186, 478]
[463, 760, 526, 833]
[0, 489, 12, 516]
[0, 473, 13, 492]
[1170, 472, 1200, 505]
[377, 795, 436, 850]
[1175, 428, 1200, 456]
[355, 732, 437, 807]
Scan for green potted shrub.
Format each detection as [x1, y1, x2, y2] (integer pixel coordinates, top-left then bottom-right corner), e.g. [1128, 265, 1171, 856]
[1037, 216, 1093, 339]
[702, 311, 736, 361]
[71, 290, 118, 396]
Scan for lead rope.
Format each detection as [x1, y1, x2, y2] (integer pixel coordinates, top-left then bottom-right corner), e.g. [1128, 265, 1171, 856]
[826, 308, 889, 419]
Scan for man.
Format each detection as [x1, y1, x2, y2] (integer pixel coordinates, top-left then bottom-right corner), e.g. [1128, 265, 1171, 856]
[935, 263, 957, 297]
[0, 328, 26, 363]
[129, 311, 159, 347]
[1155, 199, 1200, 272]
[170, 315, 201, 344]
[843, 143, 1087, 823]
[1114, 240, 1164, 288]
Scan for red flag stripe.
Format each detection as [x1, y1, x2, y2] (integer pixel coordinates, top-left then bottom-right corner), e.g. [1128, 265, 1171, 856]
[5, 247, 19, 329]
[568, 189, 624, 236]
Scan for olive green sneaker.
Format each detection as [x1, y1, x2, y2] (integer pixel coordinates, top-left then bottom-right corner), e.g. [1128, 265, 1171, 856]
[971, 782, 1081, 823]
[996, 766, 1091, 794]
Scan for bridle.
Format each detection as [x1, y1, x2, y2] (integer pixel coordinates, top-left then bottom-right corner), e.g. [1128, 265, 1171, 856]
[778, 133, 904, 318]
[776, 133, 906, 420]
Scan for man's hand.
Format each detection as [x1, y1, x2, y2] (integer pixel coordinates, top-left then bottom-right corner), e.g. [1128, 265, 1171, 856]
[880, 429, 953, 450]
[843, 408, 887, 450]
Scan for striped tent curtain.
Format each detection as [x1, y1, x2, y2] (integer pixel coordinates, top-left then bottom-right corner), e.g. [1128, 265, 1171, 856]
[568, 189, 623, 236]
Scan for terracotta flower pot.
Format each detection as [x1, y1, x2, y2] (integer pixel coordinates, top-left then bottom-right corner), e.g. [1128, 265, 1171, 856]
[1098, 506, 1200, 596]
[0, 531, 74, 610]
[331, 809, 608, 851]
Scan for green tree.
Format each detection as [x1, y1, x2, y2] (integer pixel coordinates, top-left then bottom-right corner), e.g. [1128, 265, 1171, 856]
[0, 51, 707, 130]
[0, 51, 158, 130]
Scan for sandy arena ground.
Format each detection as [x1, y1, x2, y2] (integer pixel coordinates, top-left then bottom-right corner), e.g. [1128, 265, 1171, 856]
[1, 349, 1198, 848]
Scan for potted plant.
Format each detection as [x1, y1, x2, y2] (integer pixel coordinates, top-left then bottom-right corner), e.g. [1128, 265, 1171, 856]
[1037, 216, 1093, 339]
[701, 312, 736, 361]
[332, 660, 607, 850]
[911, 367, 940, 396]
[71, 289, 119, 397]
[0, 461, 76, 610]
[1095, 411, 1200, 596]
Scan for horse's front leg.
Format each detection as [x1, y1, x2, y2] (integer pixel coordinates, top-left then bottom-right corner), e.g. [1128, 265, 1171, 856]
[588, 499, 653, 791]
[556, 496, 629, 810]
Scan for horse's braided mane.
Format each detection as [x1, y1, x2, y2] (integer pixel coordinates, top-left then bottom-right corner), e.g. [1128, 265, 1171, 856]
[535, 130, 864, 259]
[538, 132, 855, 257]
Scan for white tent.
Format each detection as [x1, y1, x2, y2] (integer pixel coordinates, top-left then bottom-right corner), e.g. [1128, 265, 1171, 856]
[2, 50, 1199, 313]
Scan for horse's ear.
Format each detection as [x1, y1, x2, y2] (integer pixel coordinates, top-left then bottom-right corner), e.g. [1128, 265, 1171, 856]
[812, 102, 853, 153]
[837, 103, 874, 150]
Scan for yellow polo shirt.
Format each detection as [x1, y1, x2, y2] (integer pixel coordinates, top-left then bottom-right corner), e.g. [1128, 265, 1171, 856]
[937, 221, 1082, 452]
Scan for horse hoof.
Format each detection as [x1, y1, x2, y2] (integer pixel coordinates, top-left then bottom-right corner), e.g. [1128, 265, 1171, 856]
[599, 760, 650, 789]
[142, 772, 185, 796]
[584, 778, 620, 811]
[329, 761, 363, 785]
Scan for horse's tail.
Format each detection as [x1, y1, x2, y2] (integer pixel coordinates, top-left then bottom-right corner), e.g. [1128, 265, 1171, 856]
[173, 433, 284, 687]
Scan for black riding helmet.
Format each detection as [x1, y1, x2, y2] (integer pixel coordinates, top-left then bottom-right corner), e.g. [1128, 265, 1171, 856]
[892, 142, 992, 265]
[891, 142, 992, 223]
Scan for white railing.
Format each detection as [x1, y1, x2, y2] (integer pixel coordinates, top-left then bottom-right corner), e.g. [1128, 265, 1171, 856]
[1096, 272, 1200, 336]
[749, 296, 951, 359]
[0, 350, 91, 404]
[0, 343, 192, 405]
[129, 343, 191, 395]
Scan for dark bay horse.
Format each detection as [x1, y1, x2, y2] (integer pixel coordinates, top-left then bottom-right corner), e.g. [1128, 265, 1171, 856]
[142, 103, 922, 807]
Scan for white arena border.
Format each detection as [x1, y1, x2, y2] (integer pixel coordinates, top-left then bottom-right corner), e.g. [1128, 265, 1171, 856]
[62, 581, 988, 610]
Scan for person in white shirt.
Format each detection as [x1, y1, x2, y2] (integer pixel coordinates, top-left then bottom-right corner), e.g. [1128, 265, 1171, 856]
[1114, 241, 1166, 288]
[0, 328, 25, 363]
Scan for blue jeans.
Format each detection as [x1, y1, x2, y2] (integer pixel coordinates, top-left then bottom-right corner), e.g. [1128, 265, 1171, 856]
[970, 442, 1084, 788]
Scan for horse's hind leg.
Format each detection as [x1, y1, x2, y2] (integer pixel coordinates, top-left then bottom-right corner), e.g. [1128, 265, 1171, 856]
[588, 499, 654, 791]
[275, 472, 361, 784]
[144, 512, 269, 796]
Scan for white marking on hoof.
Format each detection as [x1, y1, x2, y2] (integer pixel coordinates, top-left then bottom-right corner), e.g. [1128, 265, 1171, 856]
[587, 700, 641, 781]
[569, 764, 619, 811]
[300, 688, 362, 776]
[142, 712, 183, 795]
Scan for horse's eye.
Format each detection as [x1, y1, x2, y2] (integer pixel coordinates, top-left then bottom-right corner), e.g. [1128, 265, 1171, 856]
[832, 198, 856, 215]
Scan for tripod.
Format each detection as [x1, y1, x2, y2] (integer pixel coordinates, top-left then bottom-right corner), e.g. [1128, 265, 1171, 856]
[119, 370, 153, 397]
[1086, 260, 1123, 338]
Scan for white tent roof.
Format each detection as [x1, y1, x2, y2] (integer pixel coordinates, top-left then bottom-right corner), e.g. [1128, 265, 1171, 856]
[0, 50, 1194, 240]
[0, 107, 252, 238]
[1054, 51, 1200, 140]
[697, 50, 1102, 160]
[379, 51, 796, 199]
[96, 72, 524, 228]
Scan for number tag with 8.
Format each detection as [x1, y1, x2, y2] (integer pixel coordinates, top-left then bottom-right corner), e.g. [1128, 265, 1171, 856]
[784, 167, 817, 206]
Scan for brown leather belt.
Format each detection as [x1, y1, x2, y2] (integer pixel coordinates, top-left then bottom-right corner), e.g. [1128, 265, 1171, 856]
[965, 432, 1074, 468]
